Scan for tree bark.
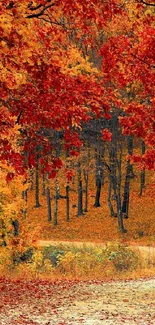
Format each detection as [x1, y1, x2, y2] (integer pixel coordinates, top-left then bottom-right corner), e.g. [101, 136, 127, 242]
[122, 136, 134, 218]
[30, 168, 34, 190]
[77, 161, 83, 216]
[140, 140, 146, 196]
[35, 155, 41, 207]
[46, 186, 52, 221]
[42, 173, 46, 196]
[54, 180, 59, 225]
[83, 170, 89, 212]
[94, 148, 103, 207]
[108, 177, 116, 217]
[94, 177, 101, 207]
[109, 113, 126, 233]
[66, 183, 70, 221]
[12, 220, 19, 236]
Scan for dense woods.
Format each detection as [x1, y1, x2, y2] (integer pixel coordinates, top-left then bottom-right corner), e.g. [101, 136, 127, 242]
[0, 0, 155, 252]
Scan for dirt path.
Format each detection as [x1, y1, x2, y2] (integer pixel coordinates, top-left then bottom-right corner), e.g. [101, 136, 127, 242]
[0, 278, 155, 324]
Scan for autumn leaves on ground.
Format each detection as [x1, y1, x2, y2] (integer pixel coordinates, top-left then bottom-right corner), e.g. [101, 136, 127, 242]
[29, 174, 155, 246]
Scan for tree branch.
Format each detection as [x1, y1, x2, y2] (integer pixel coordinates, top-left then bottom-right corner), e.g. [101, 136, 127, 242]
[15, 110, 23, 125]
[26, 2, 56, 19]
[131, 53, 155, 69]
[139, 0, 155, 6]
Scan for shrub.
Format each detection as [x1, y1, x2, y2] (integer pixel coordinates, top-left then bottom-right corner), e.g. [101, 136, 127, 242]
[43, 246, 65, 266]
[107, 244, 139, 271]
[0, 247, 12, 271]
[32, 250, 44, 270]
[12, 247, 34, 265]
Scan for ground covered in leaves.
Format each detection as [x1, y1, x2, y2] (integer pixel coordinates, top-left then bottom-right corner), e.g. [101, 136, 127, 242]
[0, 277, 155, 325]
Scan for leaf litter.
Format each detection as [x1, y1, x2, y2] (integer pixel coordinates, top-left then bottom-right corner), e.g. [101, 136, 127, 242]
[0, 278, 155, 324]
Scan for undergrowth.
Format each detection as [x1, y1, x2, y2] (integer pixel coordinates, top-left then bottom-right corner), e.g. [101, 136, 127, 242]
[1, 242, 154, 280]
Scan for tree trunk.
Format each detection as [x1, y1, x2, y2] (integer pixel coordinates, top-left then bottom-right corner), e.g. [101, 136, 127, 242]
[140, 141, 146, 196]
[83, 170, 89, 212]
[121, 161, 130, 219]
[42, 173, 46, 196]
[94, 177, 101, 207]
[108, 177, 116, 217]
[77, 161, 83, 216]
[22, 180, 28, 219]
[94, 148, 103, 207]
[46, 186, 52, 221]
[12, 220, 19, 236]
[122, 136, 134, 218]
[30, 168, 34, 190]
[35, 155, 41, 207]
[109, 114, 126, 233]
[66, 184, 70, 221]
[54, 180, 59, 225]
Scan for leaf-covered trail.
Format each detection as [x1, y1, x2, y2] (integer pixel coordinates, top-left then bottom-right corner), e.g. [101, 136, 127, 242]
[0, 278, 155, 325]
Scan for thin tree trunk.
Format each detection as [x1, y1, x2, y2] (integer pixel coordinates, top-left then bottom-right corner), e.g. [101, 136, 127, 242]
[140, 141, 146, 196]
[46, 186, 52, 221]
[12, 220, 19, 236]
[42, 173, 46, 196]
[77, 161, 83, 216]
[35, 155, 41, 207]
[108, 177, 116, 217]
[109, 114, 126, 233]
[53, 180, 59, 225]
[30, 168, 34, 190]
[122, 136, 134, 218]
[94, 178, 101, 207]
[121, 161, 131, 219]
[22, 180, 28, 219]
[66, 183, 70, 221]
[83, 170, 88, 212]
[94, 148, 102, 207]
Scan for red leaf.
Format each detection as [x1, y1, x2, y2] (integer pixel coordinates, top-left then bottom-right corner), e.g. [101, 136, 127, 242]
[6, 172, 14, 182]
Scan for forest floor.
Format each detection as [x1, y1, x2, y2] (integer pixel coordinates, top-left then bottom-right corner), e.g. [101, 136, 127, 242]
[0, 277, 155, 325]
[27, 177, 155, 247]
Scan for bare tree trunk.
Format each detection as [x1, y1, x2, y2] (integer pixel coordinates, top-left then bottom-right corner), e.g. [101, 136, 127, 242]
[108, 177, 116, 217]
[66, 183, 70, 221]
[121, 161, 130, 219]
[46, 186, 52, 222]
[30, 168, 34, 190]
[42, 173, 46, 196]
[35, 155, 41, 207]
[21, 179, 28, 218]
[140, 141, 146, 196]
[83, 170, 89, 212]
[94, 148, 103, 207]
[94, 178, 101, 207]
[12, 220, 19, 236]
[109, 114, 126, 233]
[54, 180, 59, 225]
[122, 136, 134, 218]
[77, 161, 83, 216]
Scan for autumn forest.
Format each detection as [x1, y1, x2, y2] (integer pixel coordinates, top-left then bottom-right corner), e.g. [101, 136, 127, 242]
[0, 1, 155, 323]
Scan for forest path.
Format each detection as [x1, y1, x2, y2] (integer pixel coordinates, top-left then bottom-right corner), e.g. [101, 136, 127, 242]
[1, 278, 155, 324]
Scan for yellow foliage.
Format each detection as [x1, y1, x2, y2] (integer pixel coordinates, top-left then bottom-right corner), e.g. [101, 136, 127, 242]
[31, 250, 43, 270]
[60, 46, 99, 76]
